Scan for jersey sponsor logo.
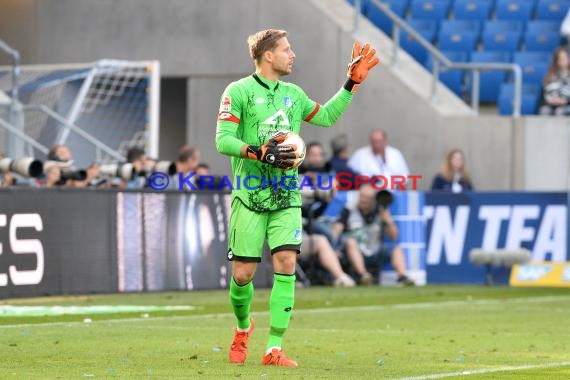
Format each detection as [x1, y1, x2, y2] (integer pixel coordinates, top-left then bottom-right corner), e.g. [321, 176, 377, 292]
[256, 98, 265, 104]
[262, 109, 290, 126]
[217, 112, 239, 124]
[220, 96, 231, 112]
[283, 96, 292, 108]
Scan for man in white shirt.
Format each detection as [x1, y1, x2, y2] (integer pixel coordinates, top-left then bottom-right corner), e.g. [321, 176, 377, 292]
[347, 129, 409, 187]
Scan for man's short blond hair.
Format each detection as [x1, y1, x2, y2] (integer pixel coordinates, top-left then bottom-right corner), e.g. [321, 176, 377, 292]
[247, 29, 288, 64]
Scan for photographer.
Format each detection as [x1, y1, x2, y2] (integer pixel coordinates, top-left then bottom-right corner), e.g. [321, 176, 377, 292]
[298, 142, 336, 240]
[125, 146, 147, 189]
[41, 144, 88, 188]
[331, 184, 415, 286]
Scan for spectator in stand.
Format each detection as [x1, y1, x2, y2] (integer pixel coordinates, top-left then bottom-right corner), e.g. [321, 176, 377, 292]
[43, 165, 62, 188]
[539, 47, 570, 116]
[43, 144, 87, 188]
[431, 149, 473, 193]
[0, 172, 15, 187]
[348, 129, 409, 187]
[299, 233, 356, 287]
[298, 142, 337, 244]
[327, 133, 360, 178]
[125, 146, 147, 188]
[332, 185, 415, 286]
[170, 144, 200, 190]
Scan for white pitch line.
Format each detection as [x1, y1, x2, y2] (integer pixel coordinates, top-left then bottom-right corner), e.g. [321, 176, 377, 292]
[394, 361, 570, 380]
[0, 295, 569, 330]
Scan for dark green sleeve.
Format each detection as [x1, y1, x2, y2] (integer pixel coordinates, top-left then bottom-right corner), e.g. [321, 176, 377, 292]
[302, 88, 354, 127]
[215, 83, 246, 157]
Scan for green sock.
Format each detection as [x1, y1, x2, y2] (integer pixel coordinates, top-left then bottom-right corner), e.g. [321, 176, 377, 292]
[229, 276, 253, 329]
[267, 273, 296, 350]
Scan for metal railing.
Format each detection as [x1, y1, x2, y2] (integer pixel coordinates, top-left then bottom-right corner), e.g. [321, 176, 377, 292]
[0, 39, 20, 105]
[23, 104, 125, 162]
[354, 0, 522, 116]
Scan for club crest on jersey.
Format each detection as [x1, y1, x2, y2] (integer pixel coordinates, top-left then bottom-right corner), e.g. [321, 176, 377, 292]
[294, 229, 302, 241]
[220, 96, 231, 112]
[283, 96, 292, 108]
[262, 109, 290, 126]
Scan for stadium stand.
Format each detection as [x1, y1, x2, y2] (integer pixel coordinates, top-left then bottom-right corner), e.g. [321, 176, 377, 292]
[351, 0, 570, 114]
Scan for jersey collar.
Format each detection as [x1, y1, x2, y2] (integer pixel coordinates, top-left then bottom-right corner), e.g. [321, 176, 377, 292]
[252, 73, 280, 91]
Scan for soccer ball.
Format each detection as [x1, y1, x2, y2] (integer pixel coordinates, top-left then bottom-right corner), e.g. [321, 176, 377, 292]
[278, 130, 306, 169]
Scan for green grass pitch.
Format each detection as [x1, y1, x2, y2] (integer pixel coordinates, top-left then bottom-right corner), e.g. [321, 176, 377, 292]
[1, 285, 569, 379]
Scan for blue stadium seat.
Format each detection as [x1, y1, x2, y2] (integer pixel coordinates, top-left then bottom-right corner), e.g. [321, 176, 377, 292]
[526, 20, 563, 33]
[453, 0, 494, 22]
[495, 0, 536, 21]
[347, 0, 371, 14]
[438, 30, 479, 52]
[524, 30, 563, 51]
[401, 19, 438, 64]
[367, 0, 410, 36]
[535, 0, 570, 20]
[513, 52, 550, 83]
[514, 50, 552, 62]
[410, 0, 452, 20]
[468, 51, 512, 103]
[425, 51, 469, 96]
[498, 83, 541, 115]
[483, 20, 525, 34]
[439, 19, 482, 35]
[482, 30, 523, 52]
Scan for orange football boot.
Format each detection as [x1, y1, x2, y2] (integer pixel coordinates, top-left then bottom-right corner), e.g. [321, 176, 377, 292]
[262, 348, 299, 367]
[229, 318, 254, 364]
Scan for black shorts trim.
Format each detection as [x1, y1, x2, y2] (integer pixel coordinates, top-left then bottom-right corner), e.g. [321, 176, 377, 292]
[271, 244, 301, 255]
[228, 254, 261, 263]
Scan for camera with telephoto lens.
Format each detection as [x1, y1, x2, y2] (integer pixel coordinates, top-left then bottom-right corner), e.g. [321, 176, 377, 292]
[99, 163, 136, 181]
[375, 189, 394, 209]
[0, 157, 44, 178]
[43, 160, 87, 185]
[140, 160, 177, 177]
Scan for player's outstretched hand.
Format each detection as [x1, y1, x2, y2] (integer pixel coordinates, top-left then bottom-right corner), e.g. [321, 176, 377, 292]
[246, 131, 299, 170]
[345, 42, 379, 92]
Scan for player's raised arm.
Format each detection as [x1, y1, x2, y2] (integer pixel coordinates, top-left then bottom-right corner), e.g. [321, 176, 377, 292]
[303, 42, 379, 127]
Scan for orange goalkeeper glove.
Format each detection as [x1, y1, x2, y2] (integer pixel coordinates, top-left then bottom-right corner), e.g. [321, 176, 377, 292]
[344, 42, 379, 93]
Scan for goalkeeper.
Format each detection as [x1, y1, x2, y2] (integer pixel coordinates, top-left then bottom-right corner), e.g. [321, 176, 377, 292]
[215, 28, 378, 367]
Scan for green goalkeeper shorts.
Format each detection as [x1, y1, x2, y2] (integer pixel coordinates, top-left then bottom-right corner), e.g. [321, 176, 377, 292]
[227, 198, 302, 262]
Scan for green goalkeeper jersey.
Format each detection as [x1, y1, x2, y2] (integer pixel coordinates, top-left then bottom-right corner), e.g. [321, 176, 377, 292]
[216, 73, 353, 212]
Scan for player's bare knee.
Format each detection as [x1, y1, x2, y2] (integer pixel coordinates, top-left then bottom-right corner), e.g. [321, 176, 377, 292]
[232, 262, 256, 284]
[272, 251, 297, 274]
